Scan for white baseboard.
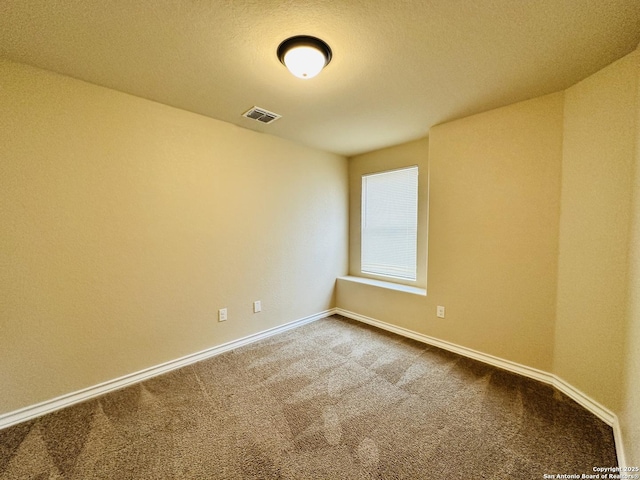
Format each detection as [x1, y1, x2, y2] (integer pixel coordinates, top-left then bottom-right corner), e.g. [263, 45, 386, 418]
[336, 308, 554, 385]
[613, 417, 627, 469]
[1, 307, 627, 468]
[0, 309, 336, 430]
[335, 308, 625, 466]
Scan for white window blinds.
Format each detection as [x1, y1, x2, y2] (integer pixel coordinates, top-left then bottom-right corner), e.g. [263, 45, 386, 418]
[361, 166, 418, 281]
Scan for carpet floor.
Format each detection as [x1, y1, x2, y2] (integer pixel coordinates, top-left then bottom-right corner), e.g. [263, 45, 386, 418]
[0, 315, 617, 479]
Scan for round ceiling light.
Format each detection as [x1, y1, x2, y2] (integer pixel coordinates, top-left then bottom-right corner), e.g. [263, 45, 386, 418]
[277, 35, 332, 79]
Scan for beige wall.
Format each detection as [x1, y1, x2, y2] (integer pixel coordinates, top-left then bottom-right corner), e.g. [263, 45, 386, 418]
[622, 138, 640, 466]
[621, 50, 640, 467]
[0, 59, 348, 414]
[554, 51, 639, 413]
[339, 93, 565, 372]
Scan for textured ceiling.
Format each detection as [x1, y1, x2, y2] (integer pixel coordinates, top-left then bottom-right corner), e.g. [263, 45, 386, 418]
[1, 0, 639, 156]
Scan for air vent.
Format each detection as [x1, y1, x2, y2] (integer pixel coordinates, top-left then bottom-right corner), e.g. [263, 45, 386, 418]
[242, 106, 282, 124]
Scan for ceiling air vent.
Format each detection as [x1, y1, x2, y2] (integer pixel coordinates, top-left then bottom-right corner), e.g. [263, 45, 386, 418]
[242, 106, 282, 124]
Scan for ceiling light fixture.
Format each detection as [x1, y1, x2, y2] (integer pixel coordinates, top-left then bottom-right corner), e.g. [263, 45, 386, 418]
[277, 35, 332, 79]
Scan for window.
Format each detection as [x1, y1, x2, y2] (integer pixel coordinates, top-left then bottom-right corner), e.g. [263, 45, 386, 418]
[361, 166, 418, 281]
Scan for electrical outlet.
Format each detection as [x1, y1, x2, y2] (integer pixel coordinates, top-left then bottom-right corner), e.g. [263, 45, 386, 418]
[253, 301, 261, 313]
[436, 306, 445, 318]
[218, 308, 227, 322]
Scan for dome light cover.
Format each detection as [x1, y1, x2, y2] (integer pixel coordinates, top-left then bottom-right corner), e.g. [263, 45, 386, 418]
[277, 36, 332, 79]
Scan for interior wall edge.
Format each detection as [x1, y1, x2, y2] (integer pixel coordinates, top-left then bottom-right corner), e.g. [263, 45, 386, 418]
[0, 308, 337, 431]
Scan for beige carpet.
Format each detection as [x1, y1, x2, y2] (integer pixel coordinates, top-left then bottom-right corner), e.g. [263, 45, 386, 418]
[0, 315, 617, 479]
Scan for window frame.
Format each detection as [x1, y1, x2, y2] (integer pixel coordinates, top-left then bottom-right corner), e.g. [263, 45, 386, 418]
[360, 165, 420, 285]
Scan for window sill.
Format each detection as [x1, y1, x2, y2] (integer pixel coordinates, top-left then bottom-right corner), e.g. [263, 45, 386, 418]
[338, 276, 427, 296]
